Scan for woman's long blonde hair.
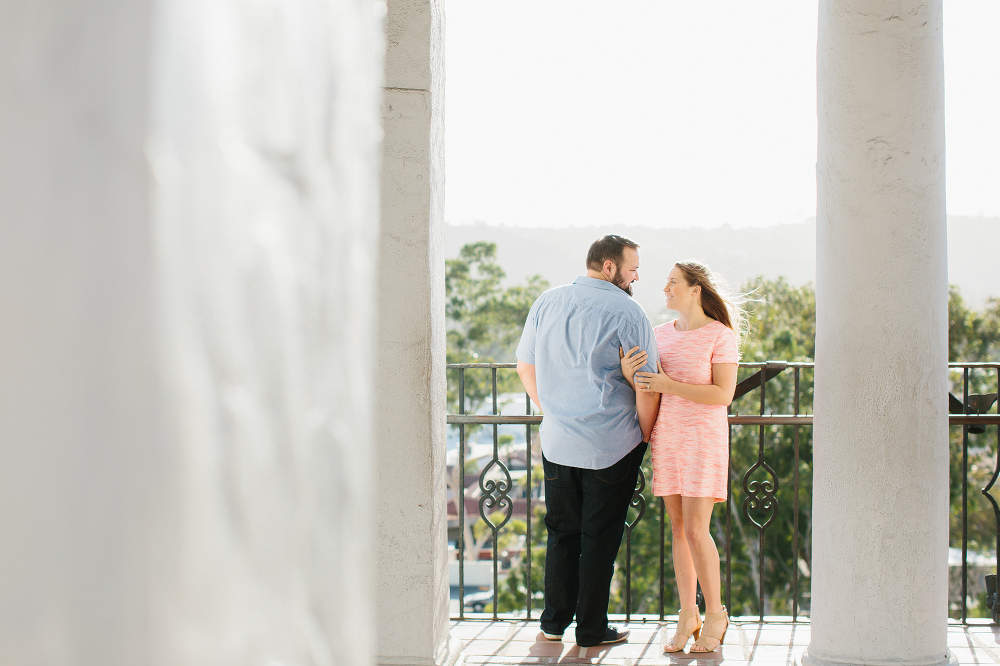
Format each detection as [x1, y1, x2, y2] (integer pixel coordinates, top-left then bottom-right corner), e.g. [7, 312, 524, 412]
[674, 260, 749, 355]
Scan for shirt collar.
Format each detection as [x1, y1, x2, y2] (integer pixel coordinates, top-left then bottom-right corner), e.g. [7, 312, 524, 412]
[573, 275, 630, 297]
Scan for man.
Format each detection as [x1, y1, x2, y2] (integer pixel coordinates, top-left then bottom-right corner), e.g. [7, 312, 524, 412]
[515, 234, 659, 648]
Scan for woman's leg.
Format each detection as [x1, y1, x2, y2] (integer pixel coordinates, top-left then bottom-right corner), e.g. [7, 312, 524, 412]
[681, 496, 722, 613]
[662, 494, 702, 652]
[663, 495, 698, 609]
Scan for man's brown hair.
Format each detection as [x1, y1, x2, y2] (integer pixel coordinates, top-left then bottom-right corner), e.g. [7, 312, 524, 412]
[586, 234, 640, 272]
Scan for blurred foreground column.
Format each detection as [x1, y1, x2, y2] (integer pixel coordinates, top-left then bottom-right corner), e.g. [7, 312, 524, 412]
[807, 2, 950, 665]
[375, 0, 456, 665]
[0, 1, 383, 664]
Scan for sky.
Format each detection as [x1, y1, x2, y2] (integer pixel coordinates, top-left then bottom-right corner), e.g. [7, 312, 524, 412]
[444, 1, 1000, 229]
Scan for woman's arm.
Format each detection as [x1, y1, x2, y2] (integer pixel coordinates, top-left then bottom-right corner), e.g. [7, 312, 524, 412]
[620, 346, 659, 440]
[635, 362, 738, 406]
[636, 390, 660, 441]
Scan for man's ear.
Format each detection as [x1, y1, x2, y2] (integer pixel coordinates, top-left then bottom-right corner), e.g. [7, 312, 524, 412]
[603, 259, 615, 277]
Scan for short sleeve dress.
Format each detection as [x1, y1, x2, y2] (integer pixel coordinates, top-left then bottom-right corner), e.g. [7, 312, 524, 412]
[649, 319, 738, 502]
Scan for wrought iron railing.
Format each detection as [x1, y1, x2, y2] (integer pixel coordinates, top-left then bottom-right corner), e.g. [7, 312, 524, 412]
[952, 363, 1000, 623]
[447, 361, 1000, 623]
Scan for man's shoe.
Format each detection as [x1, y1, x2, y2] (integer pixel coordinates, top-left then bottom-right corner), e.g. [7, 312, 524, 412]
[579, 626, 629, 647]
[600, 626, 630, 645]
[541, 630, 563, 641]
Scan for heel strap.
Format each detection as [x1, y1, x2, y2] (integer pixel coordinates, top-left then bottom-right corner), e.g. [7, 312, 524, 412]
[677, 608, 700, 623]
[702, 608, 728, 632]
[690, 607, 728, 652]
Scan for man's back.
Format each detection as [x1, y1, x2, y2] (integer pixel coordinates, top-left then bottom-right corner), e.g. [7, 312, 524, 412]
[516, 276, 657, 469]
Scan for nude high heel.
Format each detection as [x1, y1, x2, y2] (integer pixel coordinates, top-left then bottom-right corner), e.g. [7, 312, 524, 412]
[689, 606, 729, 653]
[663, 608, 701, 653]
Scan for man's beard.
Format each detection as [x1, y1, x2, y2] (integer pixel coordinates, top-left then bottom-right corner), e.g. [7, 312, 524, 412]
[612, 269, 633, 296]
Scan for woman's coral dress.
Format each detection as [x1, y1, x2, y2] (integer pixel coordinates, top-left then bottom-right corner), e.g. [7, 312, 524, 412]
[649, 319, 738, 502]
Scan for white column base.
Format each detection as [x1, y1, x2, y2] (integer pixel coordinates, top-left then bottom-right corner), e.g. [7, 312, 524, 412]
[379, 636, 464, 666]
[800, 647, 958, 666]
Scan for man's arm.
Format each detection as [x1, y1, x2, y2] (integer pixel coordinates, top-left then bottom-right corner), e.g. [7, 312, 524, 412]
[636, 390, 659, 442]
[517, 361, 541, 411]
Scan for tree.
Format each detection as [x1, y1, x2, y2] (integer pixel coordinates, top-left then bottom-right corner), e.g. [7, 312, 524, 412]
[445, 242, 548, 415]
[946, 287, 1000, 550]
[945, 288, 1000, 617]
[949, 288, 1000, 364]
[725, 277, 816, 617]
[496, 503, 547, 614]
[446, 242, 548, 565]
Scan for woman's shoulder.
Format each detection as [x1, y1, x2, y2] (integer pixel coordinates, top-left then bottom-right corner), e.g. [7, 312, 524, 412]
[708, 320, 739, 359]
[697, 318, 732, 337]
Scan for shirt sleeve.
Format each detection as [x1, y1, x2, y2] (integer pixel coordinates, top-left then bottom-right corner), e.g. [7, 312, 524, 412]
[621, 316, 658, 374]
[711, 325, 739, 364]
[515, 300, 539, 364]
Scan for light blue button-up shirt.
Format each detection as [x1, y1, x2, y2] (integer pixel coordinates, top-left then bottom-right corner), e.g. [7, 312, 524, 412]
[516, 276, 658, 469]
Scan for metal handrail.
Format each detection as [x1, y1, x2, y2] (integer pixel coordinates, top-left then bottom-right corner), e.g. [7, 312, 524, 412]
[447, 361, 1000, 623]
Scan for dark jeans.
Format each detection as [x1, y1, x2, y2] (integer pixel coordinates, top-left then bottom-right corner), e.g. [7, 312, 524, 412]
[539, 441, 647, 647]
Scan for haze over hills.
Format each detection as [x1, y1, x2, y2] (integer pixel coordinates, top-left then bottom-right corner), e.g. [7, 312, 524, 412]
[445, 216, 1000, 322]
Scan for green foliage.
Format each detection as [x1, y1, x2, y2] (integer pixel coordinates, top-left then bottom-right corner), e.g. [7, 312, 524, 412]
[741, 276, 816, 364]
[497, 504, 547, 613]
[446, 242, 548, 415]
[473, 512, 526, 552]
[725, 278, 816, 616]
[945, 287, 999, 617]
[948, 287, 1000, 364]
[445, 245, 547, 614]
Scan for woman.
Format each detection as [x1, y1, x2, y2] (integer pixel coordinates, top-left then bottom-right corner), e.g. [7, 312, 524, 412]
[620, 260, 744, 654]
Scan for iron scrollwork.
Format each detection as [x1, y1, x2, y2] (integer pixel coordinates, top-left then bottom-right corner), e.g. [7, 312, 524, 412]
[742, 458, 778, 530]
[623, 466, 647, 620]
[479, 458, 514, 531]
[980, 427, 1000, 624]
[627, 467, 647, 530]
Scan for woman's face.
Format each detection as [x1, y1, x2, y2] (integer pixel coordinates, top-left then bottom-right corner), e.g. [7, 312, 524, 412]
[663, 265, 698, 310]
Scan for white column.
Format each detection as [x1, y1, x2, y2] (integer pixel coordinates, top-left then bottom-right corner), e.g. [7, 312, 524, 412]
[0, 1, 384, 664]
[806, 2, 949, 665]
[375, 0, 456, 665]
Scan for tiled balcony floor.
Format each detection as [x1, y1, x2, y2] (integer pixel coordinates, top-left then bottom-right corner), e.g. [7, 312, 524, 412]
[451, 618, 1000, 665]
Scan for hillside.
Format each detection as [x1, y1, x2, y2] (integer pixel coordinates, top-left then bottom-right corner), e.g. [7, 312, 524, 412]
[445, 217, 999, 320]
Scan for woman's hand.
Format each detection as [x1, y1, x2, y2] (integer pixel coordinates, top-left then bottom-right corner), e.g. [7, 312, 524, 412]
[635, 361, 673, 395]
[619, 346, 647, 389]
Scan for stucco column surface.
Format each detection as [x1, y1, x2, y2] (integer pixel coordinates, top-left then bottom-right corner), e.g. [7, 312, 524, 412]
[376, 1, 456, 665]
[806, 2, 950, 666]
[0, 1, 384, 664]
